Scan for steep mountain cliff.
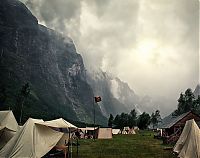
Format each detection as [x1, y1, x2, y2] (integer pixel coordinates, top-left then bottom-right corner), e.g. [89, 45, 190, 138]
[0, 0, 106, 124]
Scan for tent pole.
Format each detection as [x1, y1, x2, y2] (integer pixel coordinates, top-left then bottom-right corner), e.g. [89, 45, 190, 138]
[76, 137, 78, 158]
[68, 128, 70, 158]
[71, 132, 72, 158]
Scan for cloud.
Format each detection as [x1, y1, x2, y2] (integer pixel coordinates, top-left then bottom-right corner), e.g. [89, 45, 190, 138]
[23, 0, 199, 115]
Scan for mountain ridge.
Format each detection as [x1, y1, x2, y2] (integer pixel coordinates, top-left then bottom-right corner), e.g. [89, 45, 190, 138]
[0, 0, 107, 124]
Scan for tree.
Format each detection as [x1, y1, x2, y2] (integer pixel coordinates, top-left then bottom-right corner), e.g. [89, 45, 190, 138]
[184, 88, 195, 111]
[113, 109, 137, 131]
[151, 113, 156, 129]
[175, 93, 186, 115]
[113, 114, 122, 131]
[173, 88, 196, 116]
[193, 96, 200, 114]
[151, 110, 161, 129]
[113, 113, 129, 132]
[128, 109, 137, 128]
[108, 114, 114, 127]
[137, 112, 151, 130]
[14, 83, 30, 124]
[113, 114, 120, 127]
[120, 113, 129, 128]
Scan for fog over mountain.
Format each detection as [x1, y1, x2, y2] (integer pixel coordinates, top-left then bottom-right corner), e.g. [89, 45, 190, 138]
[20, 0, 199, 116]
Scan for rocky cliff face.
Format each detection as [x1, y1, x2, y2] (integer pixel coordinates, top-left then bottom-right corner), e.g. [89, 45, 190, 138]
[0, 0, 106, 124]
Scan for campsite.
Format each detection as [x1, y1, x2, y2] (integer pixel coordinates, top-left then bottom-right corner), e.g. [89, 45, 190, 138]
[1, 110, 200, 158]
[0, 0, 200, 158]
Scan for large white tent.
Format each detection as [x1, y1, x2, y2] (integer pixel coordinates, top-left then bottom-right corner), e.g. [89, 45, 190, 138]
[97, 128, 112, 139]
[39, 118, 78, 158]
[0, 111, 19, 149]
[0, 118, 64, 158]
[38, 118, 77, 146]
[173, 119, 200, 158]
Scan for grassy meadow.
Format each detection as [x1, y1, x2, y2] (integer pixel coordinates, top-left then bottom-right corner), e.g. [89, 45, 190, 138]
[71, 131, 176, 158]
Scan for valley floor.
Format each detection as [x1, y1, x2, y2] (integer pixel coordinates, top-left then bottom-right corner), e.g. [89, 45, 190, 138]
[71, 131, 176, 158]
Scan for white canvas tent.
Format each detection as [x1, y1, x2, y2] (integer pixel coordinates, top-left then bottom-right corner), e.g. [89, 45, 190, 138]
[39, 118, 78, 158]
[0, 110, 19, 149]
[0, 118, 64, 158]
[134, 126, 139, 131]
[121, 127, 130, 134]
[112, 129, 121, 135]
[38, 118, 77, 145]
[173, 119, 200, 158]
[128, 128, 136, 134]
[121, 130, 128, 134]
[97, 128, 112, 139]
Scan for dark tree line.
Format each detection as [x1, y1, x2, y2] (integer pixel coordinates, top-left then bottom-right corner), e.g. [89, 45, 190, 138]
[108, 87, 200, 130]
[108, 109, 161, 130]
[173, 88, 200, 116]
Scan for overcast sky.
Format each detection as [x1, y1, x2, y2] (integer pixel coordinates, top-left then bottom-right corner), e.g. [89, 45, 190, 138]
[21, 0, 199, 114]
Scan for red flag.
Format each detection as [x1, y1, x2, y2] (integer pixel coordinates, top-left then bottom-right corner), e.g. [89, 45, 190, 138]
[94, 96, 101, 103]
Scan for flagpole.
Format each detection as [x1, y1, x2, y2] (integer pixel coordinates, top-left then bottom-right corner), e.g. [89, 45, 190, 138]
[93, 96, 101, 140]
[93, 96, 95, 139]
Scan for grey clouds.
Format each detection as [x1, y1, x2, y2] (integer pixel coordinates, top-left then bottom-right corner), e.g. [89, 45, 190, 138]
[21, 0, 199, 115]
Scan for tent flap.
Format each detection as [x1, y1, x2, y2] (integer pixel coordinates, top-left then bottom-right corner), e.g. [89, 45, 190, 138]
[173, 119, 200, 158]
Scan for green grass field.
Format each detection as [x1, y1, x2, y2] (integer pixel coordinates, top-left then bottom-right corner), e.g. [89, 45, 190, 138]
[71, 131, 176, 158]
